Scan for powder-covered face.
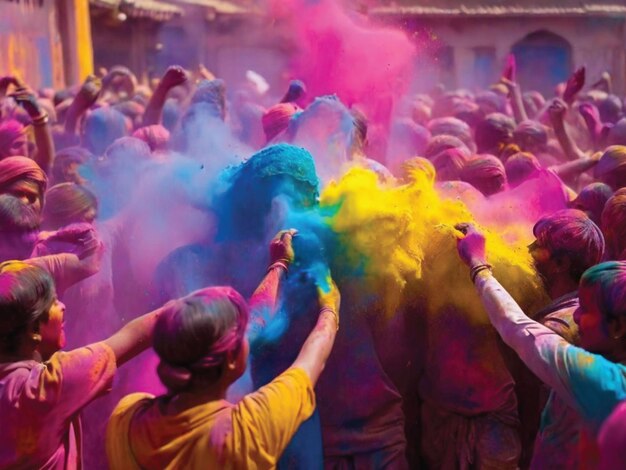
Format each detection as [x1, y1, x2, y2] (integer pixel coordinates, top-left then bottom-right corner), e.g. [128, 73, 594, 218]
[1, 179, 42, 214]
[38, 298, 66, 360]
[574, 285, 610, 354]
[7, 133, 29, 158]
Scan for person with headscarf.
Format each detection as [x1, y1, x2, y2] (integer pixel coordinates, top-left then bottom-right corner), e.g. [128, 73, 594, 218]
[0, 259, 199, 469]
[474, 113, 515, 156]
[106, 236, 340, 469]
[505, 152, 542, 188]
[262, 102, 300, 143]
[569, 182, 613, 226]
[601, 189, 626, 261]
[82, 107, 129, 157]
[513, 120, 548, 157]
[42, 183, 98, 231]
[594, 145, 626, 190]
[50, 146, 92, 186]
[460, 154, 508, 196]
[424, 134, 471, 161]
[429, 147, 468, 182]
[132, 125, 171, 155]
[455, 224, 626, 469]
[428, 117, 474, 152]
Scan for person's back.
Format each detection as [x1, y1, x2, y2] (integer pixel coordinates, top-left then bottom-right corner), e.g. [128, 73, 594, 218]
[107, 241, 341, 470]
[107, 367, 314, 469]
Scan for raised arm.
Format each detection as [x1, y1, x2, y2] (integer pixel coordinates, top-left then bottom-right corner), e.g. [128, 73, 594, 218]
[291, 272, 340, 386]
[453, 223, 585, 408]
[142, 66, 188, 126]
[103, 304, 167, 365]
[10, 87, 55, 174]
[548, 98, 586, 161]
[64, 76, 101, 136]
[248, 229, 297, 338]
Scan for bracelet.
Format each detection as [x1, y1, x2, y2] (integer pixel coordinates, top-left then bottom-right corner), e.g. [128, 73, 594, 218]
[267, 260, 289, 273]
[470, 263, 493, 284]
[319, 307, 339, 331]
[31, 113, 49, 126]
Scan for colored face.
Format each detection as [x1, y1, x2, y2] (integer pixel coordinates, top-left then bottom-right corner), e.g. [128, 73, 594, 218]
[528, 238, 552, 275]
[573, 286, 611, 353]
[2, 179, 42, 214]
[8, 134, 29, 158]
[38, 298, 66, 360]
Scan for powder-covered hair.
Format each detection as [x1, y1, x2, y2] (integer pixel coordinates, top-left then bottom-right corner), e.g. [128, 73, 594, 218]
[42, 183, 98, 230]
[153, 286, 249, 393]
[601, 191, 626, 260]
[504, 152, 542, 188]
[579, 261, 626, 324]
[475, 112, 515, 154]
[533, 209, 605, 282]
[460, 154, 507, 196]
[570, 182, 613, 226]
[0, 261, 55, 354]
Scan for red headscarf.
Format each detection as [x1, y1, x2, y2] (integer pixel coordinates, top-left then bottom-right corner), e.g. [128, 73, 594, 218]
[0, 156, 48, 197]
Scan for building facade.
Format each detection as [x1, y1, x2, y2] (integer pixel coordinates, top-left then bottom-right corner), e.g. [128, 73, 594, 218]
[370, 0, 626, 95]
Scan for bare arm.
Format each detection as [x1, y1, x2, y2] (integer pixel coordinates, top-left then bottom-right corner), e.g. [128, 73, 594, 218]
[142, 66, 187, 126]
[501, 78, 528, 124]
[104, 306, 166, 365]
[64, 77, 101, 136]
[10, 88, 55, 173]
[291, 274, 340, 386]
[549, 98, 586, 161]
[248, 229, 295, 338]
[550, 155, 599, 180]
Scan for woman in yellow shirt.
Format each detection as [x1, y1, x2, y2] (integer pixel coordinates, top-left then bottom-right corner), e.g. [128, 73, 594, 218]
[106, 230, 340, 469]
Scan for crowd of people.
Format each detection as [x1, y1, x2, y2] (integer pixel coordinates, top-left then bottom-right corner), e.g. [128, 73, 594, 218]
[0, 54, 626, 470]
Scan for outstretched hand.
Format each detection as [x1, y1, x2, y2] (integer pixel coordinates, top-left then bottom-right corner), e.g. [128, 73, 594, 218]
[9, 87, 43, 118]
[548, 98, 567, 124]
[269, 229, 297, 267]
[316, 271, 340, 314]
[563, 67, 585, 104]
[454, 223, 487, 268]
[502, 53, 516, 82]
[161, 65, 188, 89]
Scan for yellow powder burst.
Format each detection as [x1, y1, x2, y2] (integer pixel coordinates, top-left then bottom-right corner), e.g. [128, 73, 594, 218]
[321, 167, 548, 321]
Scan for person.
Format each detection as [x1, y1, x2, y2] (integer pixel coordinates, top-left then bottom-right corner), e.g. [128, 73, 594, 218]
[0, 156, 49, 260]
[569, 182, 613, 226]
[594, 145, 626, 191]
[0, 260, 175, 468]
[455, 223, 626, 468]
[522, 209, 605, 468]
[106, 238, 341, 468]
[42, 183, 98, 230]
[460, 154, 508, 196]
[601, 189, 626, 261]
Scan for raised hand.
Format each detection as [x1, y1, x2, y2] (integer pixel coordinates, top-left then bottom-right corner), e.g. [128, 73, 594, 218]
[562, 67, 585, 104]
[269, 229, 297, 268]
[454, 223, 487, 268]
[160, 65, 188, 89]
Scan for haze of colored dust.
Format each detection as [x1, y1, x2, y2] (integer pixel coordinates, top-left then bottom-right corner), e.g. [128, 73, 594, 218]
[269, 0, 416, 128]
[319, 166, 550, 323]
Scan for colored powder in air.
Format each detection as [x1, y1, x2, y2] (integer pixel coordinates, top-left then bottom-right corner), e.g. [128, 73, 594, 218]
[320, 167, 549, 321]
[269, 0, 416, 128]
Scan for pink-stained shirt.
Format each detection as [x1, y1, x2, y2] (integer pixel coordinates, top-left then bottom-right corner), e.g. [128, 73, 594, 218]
[474, 272, 626, 468]
[0, 343, 116, 469]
